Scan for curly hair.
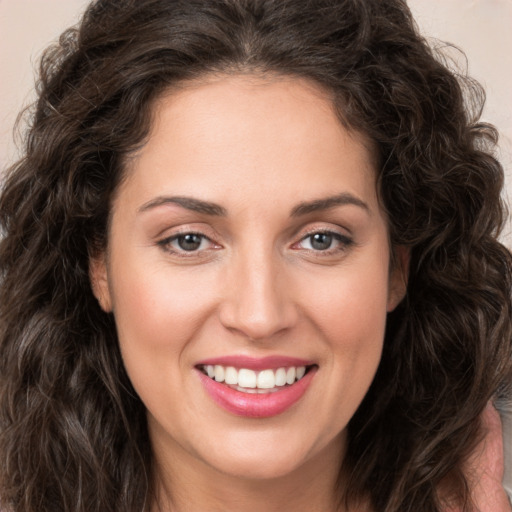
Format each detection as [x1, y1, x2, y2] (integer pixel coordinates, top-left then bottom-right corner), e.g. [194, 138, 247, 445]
[1, 0, 511, 511]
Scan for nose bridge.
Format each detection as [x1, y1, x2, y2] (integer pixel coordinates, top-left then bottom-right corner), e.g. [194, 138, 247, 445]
[219, 240, 296, 340]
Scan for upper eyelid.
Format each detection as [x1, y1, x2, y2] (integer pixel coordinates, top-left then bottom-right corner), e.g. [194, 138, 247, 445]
[162, 230, 210, 240]
[156, 223, 218, 241]
[295, 225, 352, 241]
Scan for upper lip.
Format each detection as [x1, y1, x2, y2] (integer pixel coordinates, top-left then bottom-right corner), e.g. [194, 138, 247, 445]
[195, 355, 315, 371]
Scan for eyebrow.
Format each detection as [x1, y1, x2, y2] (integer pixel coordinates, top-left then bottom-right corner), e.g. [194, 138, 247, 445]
[138, 192, 369, 217]
[138, 196, 227, 216]
[290, 193, 370, 217]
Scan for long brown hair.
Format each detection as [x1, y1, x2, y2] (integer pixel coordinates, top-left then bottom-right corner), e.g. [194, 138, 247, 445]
[1, 1, 511, 511]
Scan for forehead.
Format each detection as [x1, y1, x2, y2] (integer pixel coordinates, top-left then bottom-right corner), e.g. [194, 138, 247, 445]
[120, 74, 379, 212]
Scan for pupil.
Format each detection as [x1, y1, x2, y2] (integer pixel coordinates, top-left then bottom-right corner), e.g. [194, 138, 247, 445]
[178, 234, 202, 251]
[311, 233, 332, 250]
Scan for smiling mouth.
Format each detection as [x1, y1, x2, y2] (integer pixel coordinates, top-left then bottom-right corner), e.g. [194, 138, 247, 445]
[198, 364, 315, 394]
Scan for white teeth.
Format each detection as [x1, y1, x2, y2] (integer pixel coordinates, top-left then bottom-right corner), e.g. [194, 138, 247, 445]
[238, 369, 257, 388]
[275, 367, 287, 386]
[224, 366, 238, 385]
[203, 364, 310, 390]
[286, 367, 296, 385]
[214, 365, 225, 382]
[257, 369, 275, 389]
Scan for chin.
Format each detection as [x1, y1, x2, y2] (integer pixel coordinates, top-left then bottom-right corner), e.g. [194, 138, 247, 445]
[207, 451, 308, 481]
[199, 428, 339, 482]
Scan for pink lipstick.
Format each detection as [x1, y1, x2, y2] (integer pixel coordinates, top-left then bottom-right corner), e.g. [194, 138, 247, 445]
[195, 356, 317, 418]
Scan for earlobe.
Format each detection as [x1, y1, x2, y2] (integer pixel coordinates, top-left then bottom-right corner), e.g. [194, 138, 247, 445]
[89, 253, 113, 312]
[387, 246, 410, 312]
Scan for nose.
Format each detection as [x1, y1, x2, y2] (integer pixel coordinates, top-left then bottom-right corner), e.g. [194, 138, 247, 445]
[218, 246, 298, 341]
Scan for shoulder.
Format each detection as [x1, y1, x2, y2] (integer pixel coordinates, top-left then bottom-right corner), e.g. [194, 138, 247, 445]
[496, 396, 512, 504]
[468, 402, 512, 511]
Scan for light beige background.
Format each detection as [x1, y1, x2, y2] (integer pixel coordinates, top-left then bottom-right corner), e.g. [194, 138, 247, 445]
[1, 0, 511, 244]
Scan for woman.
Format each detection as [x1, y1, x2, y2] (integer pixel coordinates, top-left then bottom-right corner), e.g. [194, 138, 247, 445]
[0, 0, 511, 511]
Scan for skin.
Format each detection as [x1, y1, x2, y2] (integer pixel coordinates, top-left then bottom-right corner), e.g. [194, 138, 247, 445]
[90, 73, 409, 512]
[463, 404, 511, 512]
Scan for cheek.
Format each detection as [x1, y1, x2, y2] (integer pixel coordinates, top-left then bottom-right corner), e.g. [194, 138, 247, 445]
[302, 257, 390, 346]
[317, 283, 387, 382]
[108, 262, 222, 421]
[110, 258, 215, 343]
[297, 255, 390, 424]
[107, 257, 221, 402]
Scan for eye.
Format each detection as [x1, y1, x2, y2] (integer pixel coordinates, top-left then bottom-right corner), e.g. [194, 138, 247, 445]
[305, 232, 335, 251]
[158, 232, 218, 255]
[173, 233, 206, 251]
[296, 231, 353, 253]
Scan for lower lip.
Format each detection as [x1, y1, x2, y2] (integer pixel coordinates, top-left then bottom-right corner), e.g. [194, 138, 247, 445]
[196, 367, 317, 418]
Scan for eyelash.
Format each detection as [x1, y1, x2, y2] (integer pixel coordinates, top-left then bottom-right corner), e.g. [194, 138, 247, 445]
[293, 230, 354, 255]
[157, 231, 218, 258]
[157, 228, 353, 258]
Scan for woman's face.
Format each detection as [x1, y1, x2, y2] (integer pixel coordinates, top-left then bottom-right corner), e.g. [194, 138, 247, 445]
[91, 75, 406, 483]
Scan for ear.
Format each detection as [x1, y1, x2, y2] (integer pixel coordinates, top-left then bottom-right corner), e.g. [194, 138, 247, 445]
[89, 252, 113, 313]
[387, 245, 410, 312]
